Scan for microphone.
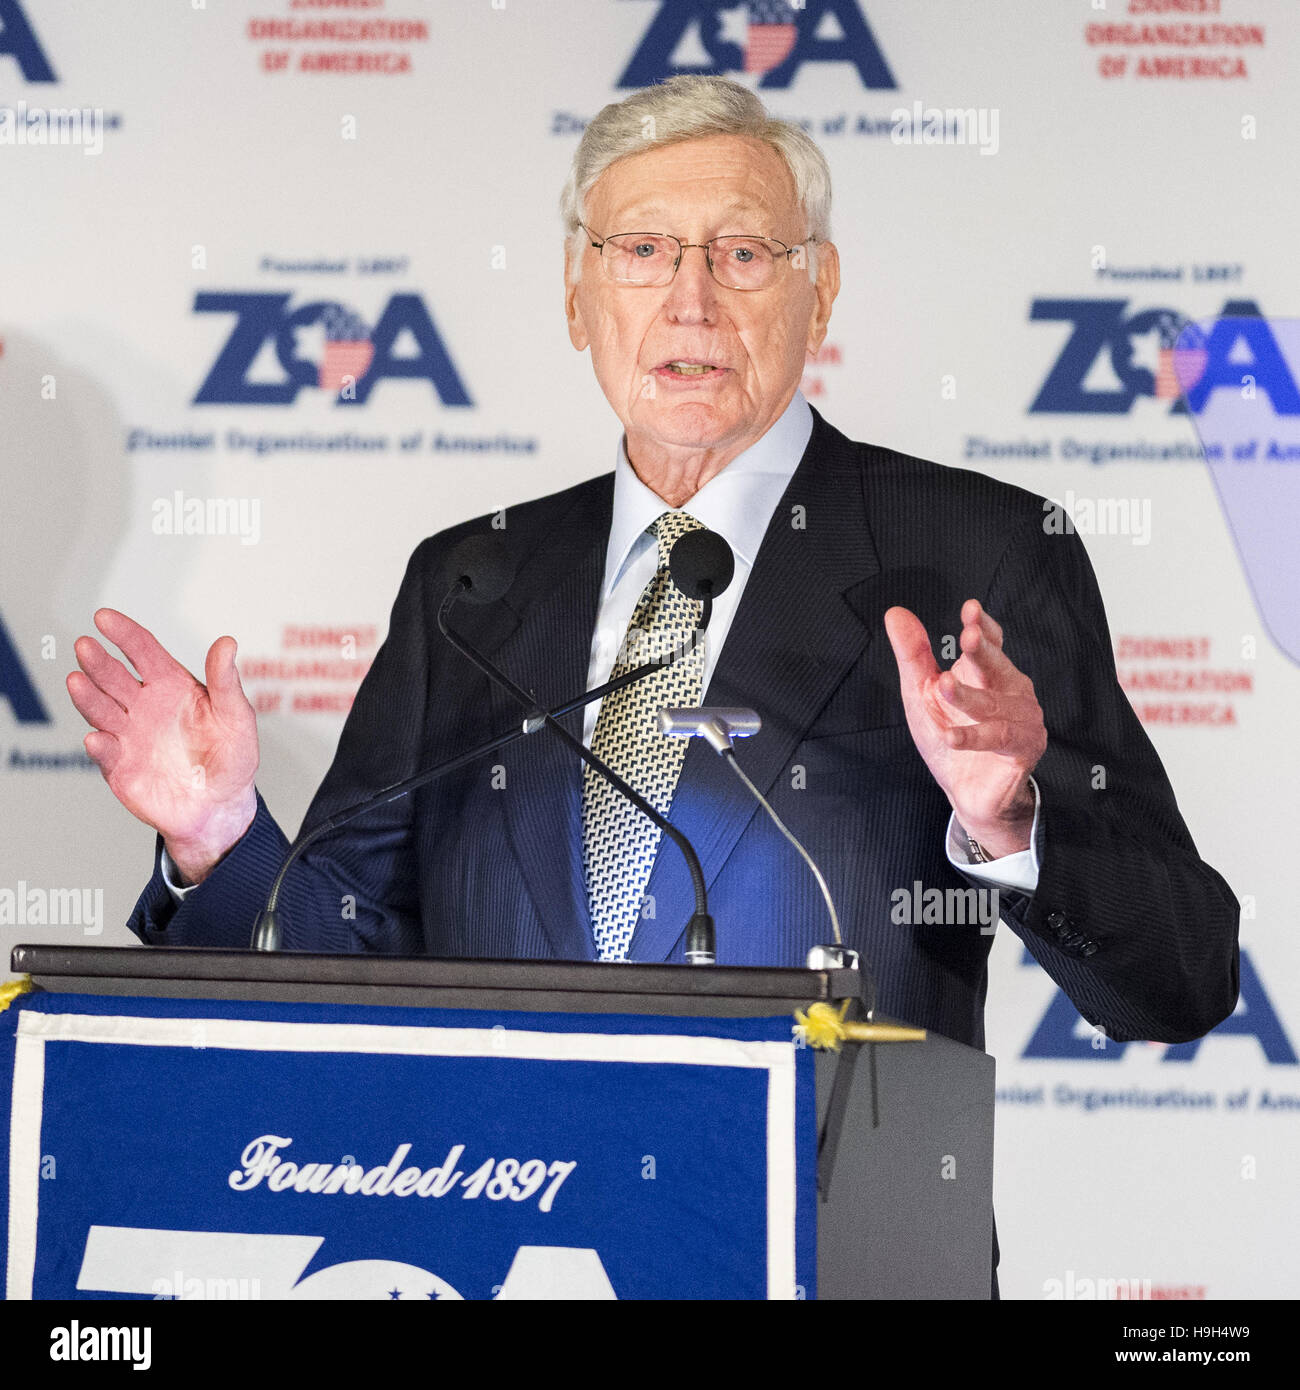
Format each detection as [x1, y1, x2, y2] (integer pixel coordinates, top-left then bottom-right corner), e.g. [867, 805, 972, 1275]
[436, 533, 736, 966]
[443, 534, 514, 606]
[669, 529, 734, 600]
[250, 530, 735, 955]
[657, 705, 878, 1017]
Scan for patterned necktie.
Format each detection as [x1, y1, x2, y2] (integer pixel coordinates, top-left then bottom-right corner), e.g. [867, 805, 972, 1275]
[583, 510, 707, 961]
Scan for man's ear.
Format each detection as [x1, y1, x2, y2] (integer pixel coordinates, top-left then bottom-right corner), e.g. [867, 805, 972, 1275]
[805, 240, 840, 357]
[565, 252, 590, 352]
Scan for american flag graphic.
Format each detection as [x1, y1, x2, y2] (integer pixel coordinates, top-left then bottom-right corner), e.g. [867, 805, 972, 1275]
[1163, 323, 1209, 399]
[743, 1, 798, 74]
[320, 340, 374, 394]
[1154, 350, 1179, 400]
[319, 303, 374, 395]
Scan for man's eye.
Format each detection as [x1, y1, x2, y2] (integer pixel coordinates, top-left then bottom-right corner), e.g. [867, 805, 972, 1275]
[632, 242, 660, 258]
[731, 246, 755, 263]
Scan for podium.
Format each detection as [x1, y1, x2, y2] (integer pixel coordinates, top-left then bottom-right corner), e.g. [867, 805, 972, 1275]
[3, 945, 994, 1301]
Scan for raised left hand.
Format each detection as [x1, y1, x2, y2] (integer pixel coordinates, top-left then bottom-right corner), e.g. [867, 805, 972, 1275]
[884, 599, 1046, 859]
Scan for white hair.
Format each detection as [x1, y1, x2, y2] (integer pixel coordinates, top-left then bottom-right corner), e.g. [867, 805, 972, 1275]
[560, 75, 831, 277]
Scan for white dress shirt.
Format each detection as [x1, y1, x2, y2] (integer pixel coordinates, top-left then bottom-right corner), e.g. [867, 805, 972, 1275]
[166, 392, 1040, 898]
[582, 391, 816, 745]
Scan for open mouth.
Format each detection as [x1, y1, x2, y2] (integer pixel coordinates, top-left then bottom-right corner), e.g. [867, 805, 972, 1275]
[655, 359, 728, 379]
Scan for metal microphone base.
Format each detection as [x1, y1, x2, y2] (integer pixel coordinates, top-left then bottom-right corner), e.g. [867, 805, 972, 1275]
[806, 944, 860, 974]
[250, 910, 282, 953]
[685, 911, 716, 966]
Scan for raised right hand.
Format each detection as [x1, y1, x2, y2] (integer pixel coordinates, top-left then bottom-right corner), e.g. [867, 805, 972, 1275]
[67, 608, 260, 885]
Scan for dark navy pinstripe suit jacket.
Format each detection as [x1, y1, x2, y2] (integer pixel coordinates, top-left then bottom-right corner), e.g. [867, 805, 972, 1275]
[129, 409, 1240, 1050]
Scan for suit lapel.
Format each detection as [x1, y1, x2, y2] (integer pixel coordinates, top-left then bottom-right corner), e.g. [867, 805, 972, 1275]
[481, 479, 613, 962]
[629, 411, 882, 961]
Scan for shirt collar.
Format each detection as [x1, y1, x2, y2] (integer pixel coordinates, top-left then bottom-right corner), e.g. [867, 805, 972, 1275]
[603, 391, 813, 596]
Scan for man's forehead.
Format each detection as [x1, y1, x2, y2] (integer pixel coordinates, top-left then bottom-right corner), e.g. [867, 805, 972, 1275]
[606, 191, 781, 227]
[590, 136, 797, 223]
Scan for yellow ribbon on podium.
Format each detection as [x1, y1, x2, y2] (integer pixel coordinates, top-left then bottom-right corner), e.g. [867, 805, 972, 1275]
[794, 1000, 927, 1051]
[0, 976, 33, 1013]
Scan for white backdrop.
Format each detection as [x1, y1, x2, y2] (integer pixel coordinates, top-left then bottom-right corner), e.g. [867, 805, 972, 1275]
[2, 0, 1296, 1299]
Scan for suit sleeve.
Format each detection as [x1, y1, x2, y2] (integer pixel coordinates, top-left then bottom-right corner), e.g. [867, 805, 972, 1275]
[982, 513, 1240, 1043]
[126, 539, 439, 954]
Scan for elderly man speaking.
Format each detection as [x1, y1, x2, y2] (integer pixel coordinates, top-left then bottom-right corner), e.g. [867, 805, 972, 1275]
[69, 77, 1238, 1056]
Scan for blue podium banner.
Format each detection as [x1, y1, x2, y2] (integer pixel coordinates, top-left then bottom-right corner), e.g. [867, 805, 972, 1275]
[1, 992, 816, 1301]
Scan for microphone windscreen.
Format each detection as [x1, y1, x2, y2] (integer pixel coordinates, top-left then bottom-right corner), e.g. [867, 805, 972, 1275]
[669, 530, 735, 600]
[444, 534, 515, 605]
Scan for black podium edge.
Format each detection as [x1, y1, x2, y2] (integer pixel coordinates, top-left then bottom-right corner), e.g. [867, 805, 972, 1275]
[10, 944, 864, 1017]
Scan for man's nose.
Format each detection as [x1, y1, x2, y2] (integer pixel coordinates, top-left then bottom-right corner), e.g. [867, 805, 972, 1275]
[661, 244, 718, 324]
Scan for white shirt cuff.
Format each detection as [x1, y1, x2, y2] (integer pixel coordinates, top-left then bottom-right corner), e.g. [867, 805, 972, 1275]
[945, 776, 1041, 895]
[160, 847, 201, 901]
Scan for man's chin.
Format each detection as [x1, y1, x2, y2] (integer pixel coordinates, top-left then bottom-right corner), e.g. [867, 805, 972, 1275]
[627, 399, 743, 454]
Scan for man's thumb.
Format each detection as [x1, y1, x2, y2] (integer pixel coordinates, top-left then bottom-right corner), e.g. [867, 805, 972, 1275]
[884, 606, 939, 692]
[205, 635, 248, 712]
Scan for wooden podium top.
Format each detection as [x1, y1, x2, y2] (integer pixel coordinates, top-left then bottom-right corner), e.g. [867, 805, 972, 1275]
[9, 944, 864, 1018]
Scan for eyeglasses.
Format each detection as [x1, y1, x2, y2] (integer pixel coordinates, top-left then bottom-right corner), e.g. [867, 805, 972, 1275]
[582, 223, 812, 292]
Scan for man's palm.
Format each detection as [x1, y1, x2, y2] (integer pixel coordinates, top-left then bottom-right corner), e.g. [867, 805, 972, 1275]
[68, 609, 259, 866]
[883, 600, 1044, 856]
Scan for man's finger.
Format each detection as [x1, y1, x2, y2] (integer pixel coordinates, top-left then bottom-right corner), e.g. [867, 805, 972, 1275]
[961, 599, 1003, 649]
[94, 608, 185, 684]
[83, 729, 122, 777]
[937, 672, 1033, 723]
[944, 717, 1040, 756]
[74, 634, 139, 709]
[67, 671, 128, 733]
[959, 622, 1021, 687]
[884, 606, 940, 697]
